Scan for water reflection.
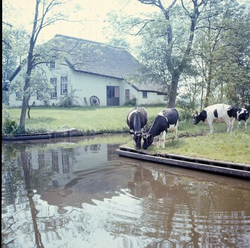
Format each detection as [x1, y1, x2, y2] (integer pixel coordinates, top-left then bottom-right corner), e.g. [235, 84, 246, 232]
[2, 135, 250, 248]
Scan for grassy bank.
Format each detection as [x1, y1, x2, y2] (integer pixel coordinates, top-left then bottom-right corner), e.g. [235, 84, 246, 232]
[124, 129, 250, 164]
[3, 106, 166, 134]
[2, 105, 230, 135]
[3, 106, 250, 164]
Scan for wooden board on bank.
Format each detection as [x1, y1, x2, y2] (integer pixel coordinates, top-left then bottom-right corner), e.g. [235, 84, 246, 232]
[2, 128, 83, 141]
[116, 146, 250, 179]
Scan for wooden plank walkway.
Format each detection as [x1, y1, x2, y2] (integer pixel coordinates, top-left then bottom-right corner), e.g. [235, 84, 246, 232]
[116, 147, 250, 179]
[2, 128, 83, 141]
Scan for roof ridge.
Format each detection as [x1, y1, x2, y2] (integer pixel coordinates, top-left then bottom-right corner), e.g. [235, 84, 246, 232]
[54, 34, 126, 51]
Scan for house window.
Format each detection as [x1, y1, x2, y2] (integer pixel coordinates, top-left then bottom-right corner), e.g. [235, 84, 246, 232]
[125, 89, 130, 100]
[61, 76, 68, 95]
[50, 60, 55, 69]
[142, 92, 148, 98]
[16, 92, 22, 101]
[50, 78, 57, 98]
[37, 91, 43, 100]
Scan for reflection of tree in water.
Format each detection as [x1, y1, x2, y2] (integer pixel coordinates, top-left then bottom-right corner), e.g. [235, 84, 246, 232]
[109, 166, 250, 247]
[2, 140, 115, 246]
[21, 147, 44, 247]
[128, 168, 178, 199]
[2, 141, 250, 247]
[2, 145, 55, 247]
[2, 168, 21, 208]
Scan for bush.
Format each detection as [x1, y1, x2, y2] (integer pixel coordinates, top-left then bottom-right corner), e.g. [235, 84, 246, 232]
[176, 99, 198, 121]
[2, 108, 26, 135]
[3, 118, 18, 134]
[124, 98, 137, 106]
[58, 90, 79, 107]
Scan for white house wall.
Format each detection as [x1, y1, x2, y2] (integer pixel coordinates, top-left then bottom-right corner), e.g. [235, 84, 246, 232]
[8, 63, 72, 107]
[137, 92, 166, 105]
[8, 63, 165, 107]
[72, 70, 135, 106]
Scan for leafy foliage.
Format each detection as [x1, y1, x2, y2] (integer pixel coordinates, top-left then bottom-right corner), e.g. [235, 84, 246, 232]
[2, 108, 24, 135]
[58, 89, 79, 108]
[124, 97, 137, 106]
[106, 1, 250, 108]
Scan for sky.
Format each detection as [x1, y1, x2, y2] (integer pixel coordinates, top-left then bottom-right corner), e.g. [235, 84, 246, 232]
[3, 0, 156, 44]
[3, 0, 249, 45]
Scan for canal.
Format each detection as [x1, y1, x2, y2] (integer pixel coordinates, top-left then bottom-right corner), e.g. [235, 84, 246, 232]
[2, 134, 250, 247]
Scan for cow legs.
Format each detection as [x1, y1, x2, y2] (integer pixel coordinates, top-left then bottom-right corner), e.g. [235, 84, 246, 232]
[207, 121, 214, 134]
[174, 120, 179, 140]
[237, 121, 241, 128]
[161, 131, 166, 148]
[230, 118, 235, 132]
[227, 118, 235, 132]
[226, 122, 231, 132]
[157, 131, 166, 148]
[132, 135, 136, 146]
[238, 120, 247, 129]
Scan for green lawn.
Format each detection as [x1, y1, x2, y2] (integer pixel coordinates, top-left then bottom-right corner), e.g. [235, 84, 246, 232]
[131, 129, 250, 164]
[3, 105, 166, 133]
[3, 105, 230, 134]
[3, 106, 250, 164]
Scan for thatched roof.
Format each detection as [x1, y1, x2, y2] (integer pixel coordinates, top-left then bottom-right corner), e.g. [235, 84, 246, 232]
[48, 35, 165, 93]
[48, 34, 140, 80]
[7, 35, 165, 94]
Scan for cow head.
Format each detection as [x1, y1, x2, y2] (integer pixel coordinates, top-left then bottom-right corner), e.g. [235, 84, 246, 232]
[238, 109, 249, 121]
[142, 133, 154, 149]
[227, 107, 237, 118]
[246, 110, 249, 120]
[130, 130, 143, 149]
[193, 110, 207, 124]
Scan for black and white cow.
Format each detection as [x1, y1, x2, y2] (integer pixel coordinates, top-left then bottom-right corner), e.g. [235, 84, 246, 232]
[127, 107, 148, 149]
[193, 103, 236, 133]
[235, 107, 249, 129]
[142, 108, 179, 150]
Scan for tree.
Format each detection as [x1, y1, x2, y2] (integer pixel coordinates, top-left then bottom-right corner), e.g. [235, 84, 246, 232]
[134, 0, 208, 107]
[2, 24, 30, 104]
[107, 0, 208, 107]
[192, 1, 250, 107]
[18, 0, 68, 129]
[219, 3, 250, 107]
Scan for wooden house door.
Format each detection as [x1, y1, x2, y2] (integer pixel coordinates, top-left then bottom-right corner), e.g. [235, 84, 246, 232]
[107, 86, 119, 106]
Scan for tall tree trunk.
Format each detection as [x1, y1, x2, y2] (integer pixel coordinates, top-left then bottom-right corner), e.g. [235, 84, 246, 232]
[19, 0, 39, 129]
[138, 0, 201, 108]
[200, 84, 204, 111]
[20, 95, 29, 127]
[19, 67, 32, 128]
[204, 60, 212, 107]
[168, 73, 179, 108]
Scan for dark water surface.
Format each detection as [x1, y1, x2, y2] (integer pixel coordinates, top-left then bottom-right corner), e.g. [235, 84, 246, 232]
[2, 134, 250, 248]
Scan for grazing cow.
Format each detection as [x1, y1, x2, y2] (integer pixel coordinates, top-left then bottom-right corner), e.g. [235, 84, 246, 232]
[126, 107, 148, 149]
[142, 108, 179, 149]
[235, 107, 249, 129]
[193, 103, 236, 133]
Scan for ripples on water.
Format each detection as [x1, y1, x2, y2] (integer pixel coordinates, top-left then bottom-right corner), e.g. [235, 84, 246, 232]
[2, 135, 250, 247]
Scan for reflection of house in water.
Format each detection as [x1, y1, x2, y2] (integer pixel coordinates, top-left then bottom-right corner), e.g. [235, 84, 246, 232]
[32, 143, 132, 208]
[32, 144, 117, 187]
[39, 143, 134, 207]
[3, 142, 128, 208]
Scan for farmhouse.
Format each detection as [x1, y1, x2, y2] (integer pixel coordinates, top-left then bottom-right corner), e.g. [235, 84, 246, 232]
[7, 34, 166, 107]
